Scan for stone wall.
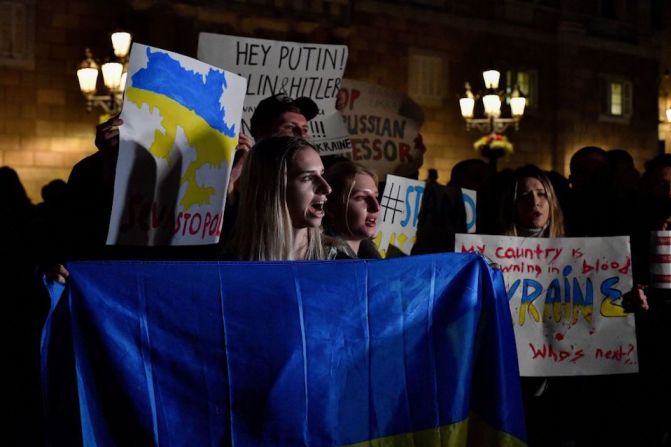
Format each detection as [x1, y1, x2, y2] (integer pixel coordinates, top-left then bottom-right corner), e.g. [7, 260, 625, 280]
[0, 0, 664, 202]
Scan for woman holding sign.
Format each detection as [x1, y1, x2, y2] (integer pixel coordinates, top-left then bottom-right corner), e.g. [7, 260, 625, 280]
[498, 165, 568, 446]
[323, 161, 381, 259]
[230, 136, 332, 261]
[499, 165, 565, 238]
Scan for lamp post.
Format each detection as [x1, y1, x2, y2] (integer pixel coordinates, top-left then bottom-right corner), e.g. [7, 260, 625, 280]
[459, 69, 526, 133]
[459, 69, 526, 169]
[76, 31, 132, 116]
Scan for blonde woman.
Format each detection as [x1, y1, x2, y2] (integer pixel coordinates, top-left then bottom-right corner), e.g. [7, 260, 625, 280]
[230, 136, 332, 261]
[500, 165, 565, 238]
[323, 161, 381, 259]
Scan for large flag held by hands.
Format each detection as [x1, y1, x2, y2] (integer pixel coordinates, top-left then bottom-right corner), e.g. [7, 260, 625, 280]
[42, 254, 526, 446]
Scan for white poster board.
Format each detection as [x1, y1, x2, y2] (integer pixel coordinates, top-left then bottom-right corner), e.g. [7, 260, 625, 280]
[197, 33, 351, 155]
[107, 43, 246, 246]
[374, 174, 425, 257]
[461, 188, 476, 234]
[338, 79, 423, 179]
[456, 234, 638, 376]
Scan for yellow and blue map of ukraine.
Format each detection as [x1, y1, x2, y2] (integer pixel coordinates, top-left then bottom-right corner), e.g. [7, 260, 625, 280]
[127, 48, 238, 208]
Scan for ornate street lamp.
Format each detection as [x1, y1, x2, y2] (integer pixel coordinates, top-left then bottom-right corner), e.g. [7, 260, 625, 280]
[76, 31, 132, 115]
[459, 69, 526, 133]
[459, 69, 526, 169]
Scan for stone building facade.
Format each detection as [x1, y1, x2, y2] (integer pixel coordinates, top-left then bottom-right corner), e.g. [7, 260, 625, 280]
[0, 0, 666, 201]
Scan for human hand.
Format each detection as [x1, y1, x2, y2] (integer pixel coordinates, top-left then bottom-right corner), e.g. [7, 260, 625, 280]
[45, 264, 69, 284]
[623, 284, 649, 312]
[95, 115, 123, 153]
[228, 133, 253, 196]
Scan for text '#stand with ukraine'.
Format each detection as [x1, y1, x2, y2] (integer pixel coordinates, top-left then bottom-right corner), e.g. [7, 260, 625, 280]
[41, 254, 527, 446]
[107, 43, 246, 246]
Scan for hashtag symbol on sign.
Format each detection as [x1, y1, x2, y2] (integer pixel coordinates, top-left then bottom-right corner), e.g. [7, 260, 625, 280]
[380, 182, 404, 225]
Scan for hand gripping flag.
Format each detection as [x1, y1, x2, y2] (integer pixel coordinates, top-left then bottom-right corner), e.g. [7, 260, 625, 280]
[42, 254, 527, 446]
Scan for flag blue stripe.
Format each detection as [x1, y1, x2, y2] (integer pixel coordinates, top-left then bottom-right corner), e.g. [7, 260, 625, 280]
[42, 254, 526, 446]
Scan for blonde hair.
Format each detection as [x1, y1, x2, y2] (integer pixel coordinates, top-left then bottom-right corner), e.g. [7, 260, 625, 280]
[501, 165, 565, 237]
[323, 161, 378, 238]
[231, 136, 326, 260]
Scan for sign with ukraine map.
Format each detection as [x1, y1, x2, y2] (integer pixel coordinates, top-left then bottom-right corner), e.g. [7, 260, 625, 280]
[107, 43, 246, 246]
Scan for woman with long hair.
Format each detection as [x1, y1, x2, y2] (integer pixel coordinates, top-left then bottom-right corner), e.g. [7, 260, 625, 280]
[499, 164, 565, 238]
[230, 136, 332, 261]
[323, 161, 381, 259]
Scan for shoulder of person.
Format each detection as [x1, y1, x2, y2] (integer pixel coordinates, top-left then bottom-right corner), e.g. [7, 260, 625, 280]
[322, 235, 357, 260]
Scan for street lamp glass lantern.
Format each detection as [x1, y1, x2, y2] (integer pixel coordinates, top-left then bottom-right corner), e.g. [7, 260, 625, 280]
[77, 48, 99, 95]
[482, 93, 501, 117]
[77, 67, 99, 94]
[111, 32, 132, 58]
[459, 97, 475, 118]
[510, 96, 526, 117]
[482, 70, 500, 89]
[101, 61, 124, 91]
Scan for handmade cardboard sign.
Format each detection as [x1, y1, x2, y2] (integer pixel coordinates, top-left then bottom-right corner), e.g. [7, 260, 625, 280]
[337, 79, 424, 178]
[456, 234, 637, 376]
[107, 43, 246, 245]
[198, 33, 350, 155]
[374, 175, 425, 257]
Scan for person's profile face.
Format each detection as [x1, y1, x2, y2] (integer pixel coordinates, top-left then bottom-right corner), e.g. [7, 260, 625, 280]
[273, 112, 309, 139]
[515, 176, 550, 229]
[343, 173, 380, 240]
[286, 147, 331, 229]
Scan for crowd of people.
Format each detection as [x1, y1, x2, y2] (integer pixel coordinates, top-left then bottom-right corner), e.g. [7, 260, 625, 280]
[3, 91, 671, 445]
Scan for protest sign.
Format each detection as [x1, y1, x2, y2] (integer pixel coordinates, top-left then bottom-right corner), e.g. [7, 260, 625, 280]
[107, 43, 246, 246]
[462, 188, 477, 233]
[197, 33, 351, 155]
[337, 79, 424, 179]
[456, 234, 637, 376]
[650, 231, 671, 288]
[374, 174, 425, 257]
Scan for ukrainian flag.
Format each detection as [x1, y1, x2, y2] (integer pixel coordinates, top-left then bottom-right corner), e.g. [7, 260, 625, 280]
[42, 254, 526, 446]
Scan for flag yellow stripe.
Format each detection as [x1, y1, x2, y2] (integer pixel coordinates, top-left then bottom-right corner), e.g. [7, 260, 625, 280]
[343, 414, 526, 447]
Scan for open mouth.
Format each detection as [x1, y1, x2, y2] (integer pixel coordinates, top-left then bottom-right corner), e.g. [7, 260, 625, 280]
[308, 201, 325, 217]
[365, 217, 377, 228]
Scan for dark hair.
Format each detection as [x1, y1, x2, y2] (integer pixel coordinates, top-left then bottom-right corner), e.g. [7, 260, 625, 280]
[249, 94, 319, 140]
[644, 153, 671, 174]
[607, 149, 634, 167]
[569, 146, 607, 171]
[449, 159, 487, 185]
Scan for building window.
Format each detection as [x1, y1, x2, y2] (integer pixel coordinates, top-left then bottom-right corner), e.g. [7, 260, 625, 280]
[505, 69, 538, 110]
[408, 50, 446, 107]
[0, 0, 35, 69]
[600, 75, 632, 122]
[610, 82, 623, 115]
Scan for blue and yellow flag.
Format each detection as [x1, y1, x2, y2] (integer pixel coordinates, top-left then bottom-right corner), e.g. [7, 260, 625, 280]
[42, 254, 526, 446]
